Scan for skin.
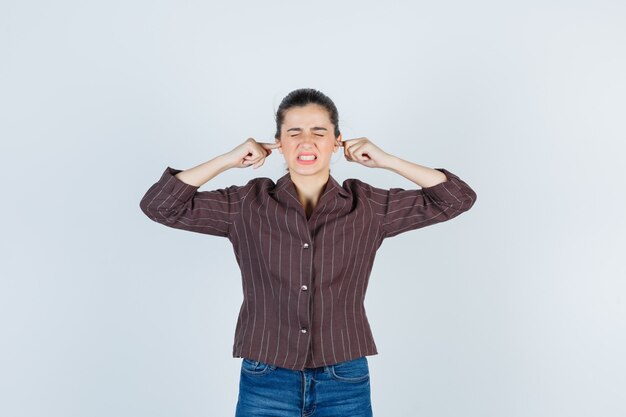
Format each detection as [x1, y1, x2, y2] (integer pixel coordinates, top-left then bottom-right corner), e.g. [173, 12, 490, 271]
[174, 103, 448, 216]
[273, 103, 341, 212]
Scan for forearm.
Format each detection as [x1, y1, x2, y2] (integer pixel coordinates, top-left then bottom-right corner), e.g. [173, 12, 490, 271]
[380, 154, 448, 188]
[174, 153, 234, 187]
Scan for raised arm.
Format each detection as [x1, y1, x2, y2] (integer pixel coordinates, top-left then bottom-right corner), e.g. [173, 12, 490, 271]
[342, 136, 450, 187]
[173, 137, 281, 186]
[139, 138, 280, 237]
[342, 137, 477, 237]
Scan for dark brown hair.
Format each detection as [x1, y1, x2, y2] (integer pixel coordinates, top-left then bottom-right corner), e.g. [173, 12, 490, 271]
[274, 88, 340, 139]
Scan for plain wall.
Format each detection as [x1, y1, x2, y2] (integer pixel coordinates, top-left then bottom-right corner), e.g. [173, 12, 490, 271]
[1, 1, 625, 416]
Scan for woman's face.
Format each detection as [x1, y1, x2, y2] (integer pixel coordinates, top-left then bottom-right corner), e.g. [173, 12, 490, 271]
[276, 103, 342, 180]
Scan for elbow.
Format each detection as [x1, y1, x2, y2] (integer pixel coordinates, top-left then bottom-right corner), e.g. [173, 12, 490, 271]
[446, 187, 477, 215]
[458, 187, 477, 213]
[139, 195, 159, 222]
[139, 199, 149, 217]
[467, 187, 477, 209]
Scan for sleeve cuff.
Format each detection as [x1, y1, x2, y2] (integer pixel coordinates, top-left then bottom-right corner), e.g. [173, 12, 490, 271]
[156, 166, 200, 202]
[420, 168, 468, 202]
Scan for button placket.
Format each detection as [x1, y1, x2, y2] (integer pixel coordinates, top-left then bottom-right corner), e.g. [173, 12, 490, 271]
[299, 238, 312, 342]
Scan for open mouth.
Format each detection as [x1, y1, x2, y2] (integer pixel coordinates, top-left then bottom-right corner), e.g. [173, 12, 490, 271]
[297, 155, 317, 161]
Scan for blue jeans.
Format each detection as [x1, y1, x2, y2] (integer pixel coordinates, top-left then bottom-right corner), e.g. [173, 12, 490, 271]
[235, 356, 373, 417]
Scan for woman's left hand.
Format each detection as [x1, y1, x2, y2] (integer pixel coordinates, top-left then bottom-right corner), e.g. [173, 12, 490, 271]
[341, 137, 392, 169]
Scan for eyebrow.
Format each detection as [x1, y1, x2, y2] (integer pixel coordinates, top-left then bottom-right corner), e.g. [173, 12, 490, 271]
[286, 127, 328, 132]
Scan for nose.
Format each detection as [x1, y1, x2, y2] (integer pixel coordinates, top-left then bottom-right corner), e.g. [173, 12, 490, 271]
[300, 134, 315, 146]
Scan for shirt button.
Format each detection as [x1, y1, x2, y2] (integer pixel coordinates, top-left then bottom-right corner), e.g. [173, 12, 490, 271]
[301, 328, 308, 334]
[301, 285, 308, 291]
[303, 243, 310, 249]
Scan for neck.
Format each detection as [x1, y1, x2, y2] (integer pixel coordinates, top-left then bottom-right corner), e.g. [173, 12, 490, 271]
[289, 169, 330, 207]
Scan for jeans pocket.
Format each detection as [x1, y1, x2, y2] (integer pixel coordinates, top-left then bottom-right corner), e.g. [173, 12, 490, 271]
[329, 356, 370, 383]
[241, 358, 276, 376]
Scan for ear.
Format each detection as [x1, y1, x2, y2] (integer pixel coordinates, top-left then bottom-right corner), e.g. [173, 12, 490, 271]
[275, 137, 282, 153]
[334, 133, 342, 152]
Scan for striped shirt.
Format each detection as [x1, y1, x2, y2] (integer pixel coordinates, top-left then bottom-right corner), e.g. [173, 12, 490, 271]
[139, 166, 477, 371]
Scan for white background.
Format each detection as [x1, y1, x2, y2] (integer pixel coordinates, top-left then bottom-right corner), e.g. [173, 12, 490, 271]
[1, 1, 625, 416]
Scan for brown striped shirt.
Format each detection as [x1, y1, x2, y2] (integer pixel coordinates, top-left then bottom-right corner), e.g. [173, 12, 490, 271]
[139, 166, 477, 371]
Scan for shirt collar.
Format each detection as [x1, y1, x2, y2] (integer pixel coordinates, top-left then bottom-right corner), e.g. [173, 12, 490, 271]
[271, 172, 349, 203]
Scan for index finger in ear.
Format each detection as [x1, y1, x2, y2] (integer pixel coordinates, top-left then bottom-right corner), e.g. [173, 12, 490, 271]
[261, 142, 282, 149]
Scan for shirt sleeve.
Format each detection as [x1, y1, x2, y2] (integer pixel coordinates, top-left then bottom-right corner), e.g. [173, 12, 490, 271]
[139, 166, 247, 238]
[380, 168, 477, 238]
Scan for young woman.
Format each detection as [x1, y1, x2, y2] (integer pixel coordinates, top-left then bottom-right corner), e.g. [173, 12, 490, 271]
[139, 88, 477, 416]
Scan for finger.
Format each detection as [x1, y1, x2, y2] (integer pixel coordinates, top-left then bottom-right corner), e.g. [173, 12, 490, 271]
[344, 142, 359, 159]
[243, 151, 260, 163]
[343, 147, 352, 161]
[342, 138, 362, 147]
[354, 145, 371, 161]
[253, 157, 266, 169]
[244, 158, 259, 168]
[346, 143, 370, 163]
[247, 155, 261, 165]
[344, 140, 361, 154]
[357, 151, 371, 161]
[261, 142, 281, 149]
[246, 149, 266, 160]
[250, 149, 268, 159]
[350, 143, 365, 156]
[343, 145, 351, 159]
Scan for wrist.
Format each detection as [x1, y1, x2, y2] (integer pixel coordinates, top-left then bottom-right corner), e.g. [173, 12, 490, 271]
[379, 153, 400, 170]
[216, 152, 238, 171]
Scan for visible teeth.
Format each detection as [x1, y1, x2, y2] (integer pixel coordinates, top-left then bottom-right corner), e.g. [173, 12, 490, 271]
[298, 155, 316, 160]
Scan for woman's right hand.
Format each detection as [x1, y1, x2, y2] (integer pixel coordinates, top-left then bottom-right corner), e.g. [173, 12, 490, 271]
[225, 138, 282, 169]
